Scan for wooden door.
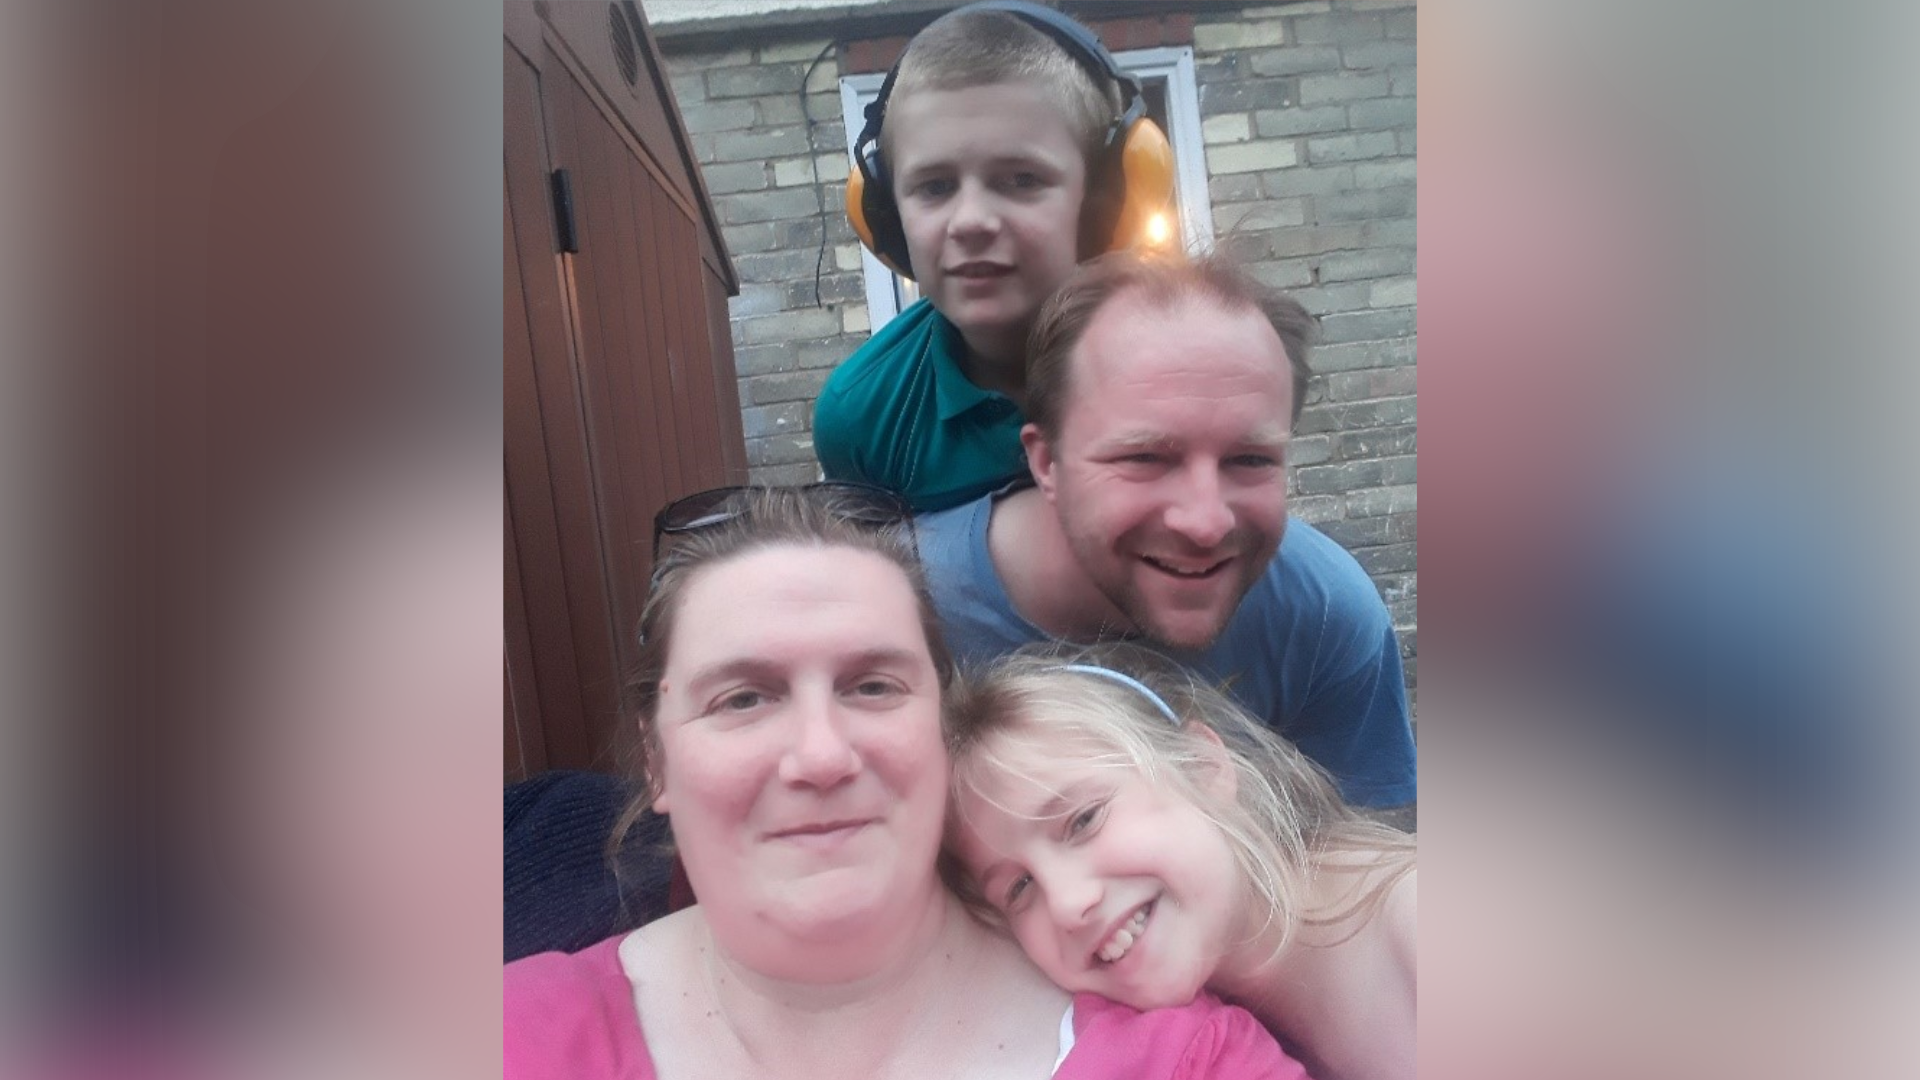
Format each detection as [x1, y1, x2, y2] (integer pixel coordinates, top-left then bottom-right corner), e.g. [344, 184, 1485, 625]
[504, 1, 743, 780]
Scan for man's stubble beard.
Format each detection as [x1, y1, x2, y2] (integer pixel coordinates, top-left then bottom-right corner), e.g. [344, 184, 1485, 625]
[1060, 518, 1279, 654]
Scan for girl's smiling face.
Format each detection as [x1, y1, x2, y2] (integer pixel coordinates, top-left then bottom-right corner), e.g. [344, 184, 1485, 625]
[948, 729, 1248, 1010]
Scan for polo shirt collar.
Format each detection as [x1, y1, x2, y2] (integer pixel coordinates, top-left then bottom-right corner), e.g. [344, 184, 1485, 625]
[930, 319, 1013, 422]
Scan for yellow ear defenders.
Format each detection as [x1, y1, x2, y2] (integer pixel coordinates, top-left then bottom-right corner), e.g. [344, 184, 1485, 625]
[845, 0, 1175, 281]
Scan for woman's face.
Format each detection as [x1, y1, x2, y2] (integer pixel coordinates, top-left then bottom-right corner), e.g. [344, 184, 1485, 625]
[651, 544, 948, 971]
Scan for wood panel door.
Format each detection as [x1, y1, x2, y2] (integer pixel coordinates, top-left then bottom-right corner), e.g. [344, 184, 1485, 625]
[505, 1, 743, 780]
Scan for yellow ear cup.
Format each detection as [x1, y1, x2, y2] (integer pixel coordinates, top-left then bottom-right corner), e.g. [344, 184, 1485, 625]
[844, 158, 912, 278]
[845, 164, 877, 254]
[1110, 118, 1176, 252]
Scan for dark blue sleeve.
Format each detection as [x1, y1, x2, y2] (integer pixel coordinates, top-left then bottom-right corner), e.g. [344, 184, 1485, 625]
[1278, 584, 1417, 809]
[1299, 621, 1417, 808]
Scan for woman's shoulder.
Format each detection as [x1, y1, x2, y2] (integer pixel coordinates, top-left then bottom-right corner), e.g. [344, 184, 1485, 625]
[504, 933, 654, 1080]
[1060, 993, 1311, 1080]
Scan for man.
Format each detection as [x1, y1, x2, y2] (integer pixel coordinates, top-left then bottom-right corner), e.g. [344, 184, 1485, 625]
[916, 252, 1416, 810]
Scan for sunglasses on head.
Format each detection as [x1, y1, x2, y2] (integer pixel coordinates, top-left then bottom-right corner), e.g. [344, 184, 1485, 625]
[649, 481, 915, 562]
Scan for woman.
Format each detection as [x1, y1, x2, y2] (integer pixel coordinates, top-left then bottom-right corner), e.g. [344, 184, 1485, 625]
[504, 484, 1306, 1079]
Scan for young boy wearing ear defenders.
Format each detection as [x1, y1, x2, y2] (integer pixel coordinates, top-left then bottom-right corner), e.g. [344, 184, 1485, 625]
[816, 1, 1171, 512]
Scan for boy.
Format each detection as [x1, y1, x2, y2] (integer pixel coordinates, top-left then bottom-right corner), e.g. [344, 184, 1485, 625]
[816, 2, 1168, 511]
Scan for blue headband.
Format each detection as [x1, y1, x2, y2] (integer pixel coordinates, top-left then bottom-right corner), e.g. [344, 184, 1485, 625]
[1060, 664, 1180, 725]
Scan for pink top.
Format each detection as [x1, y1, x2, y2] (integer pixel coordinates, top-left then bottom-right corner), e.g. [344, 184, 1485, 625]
[505, 936, 1310, 1079]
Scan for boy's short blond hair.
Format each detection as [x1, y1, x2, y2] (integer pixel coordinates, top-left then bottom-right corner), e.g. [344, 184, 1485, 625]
[880, 8, 1122, 174]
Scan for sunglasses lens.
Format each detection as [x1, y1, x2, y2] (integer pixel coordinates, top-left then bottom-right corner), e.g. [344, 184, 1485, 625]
[656, 487, 749, 536]
[653, 482, 912, 559]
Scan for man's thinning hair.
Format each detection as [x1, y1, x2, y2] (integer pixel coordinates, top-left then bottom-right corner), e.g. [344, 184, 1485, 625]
[1023, 251, 1317, 438]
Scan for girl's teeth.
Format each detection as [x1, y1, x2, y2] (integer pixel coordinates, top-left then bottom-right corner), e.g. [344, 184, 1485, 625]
[1097, 906, 1153, 963]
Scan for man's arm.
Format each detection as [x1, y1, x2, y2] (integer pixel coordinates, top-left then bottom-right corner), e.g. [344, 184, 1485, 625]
[1282, 595, 1420, 807]
[1286, 620, 1417, 811]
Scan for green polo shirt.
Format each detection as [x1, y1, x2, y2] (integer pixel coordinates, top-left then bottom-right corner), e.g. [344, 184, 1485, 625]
[813, 298, 1030, 512]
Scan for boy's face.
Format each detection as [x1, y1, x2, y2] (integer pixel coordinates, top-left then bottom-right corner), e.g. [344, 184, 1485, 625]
[886, 79, 1088, 363]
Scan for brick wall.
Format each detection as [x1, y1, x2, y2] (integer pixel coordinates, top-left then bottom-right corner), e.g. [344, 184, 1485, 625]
[1190, 2, 1418, 690]
[658, 0, 1417, 694]
[663, 35, 860, 485]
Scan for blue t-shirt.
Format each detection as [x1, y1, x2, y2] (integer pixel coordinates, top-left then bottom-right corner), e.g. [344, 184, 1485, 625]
[814, 299, 1029, 513]
[917, 492, 1417, 808]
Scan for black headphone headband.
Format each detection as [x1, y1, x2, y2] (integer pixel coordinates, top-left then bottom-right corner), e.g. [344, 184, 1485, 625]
[850, 0, 1150, 278]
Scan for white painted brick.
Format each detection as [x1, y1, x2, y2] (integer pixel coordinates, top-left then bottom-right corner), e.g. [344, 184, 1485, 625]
[804, 62, 838, 94]
[756, 96, 805, 126]
[759, 39, 834, 64]
[1202, 113, 1253, 144]
[1353, 159, 1417, 189]
[1248, 258, 1315, 290]
[1214, 198, 1306, 232]
[772, 158, 810, 187]
[1206, 139, 1300, 174]
[696, 46, 755, 70]
[702, 161, 770, 195]
[1290, 493, 1342, 524]
[814, 153, 849, 183]
[843, 305, 870, 334]
[835, 243, 863, 271]
[738, 308, 841, 346]
[1370, 278, 1417, 308]
[772, 156, 846, 187]
[1345, 484, 1417, 519]
[1193, 20, 1286, 51]
[1288, 433, 1334, 467]
[1305, 131, 1397, 164]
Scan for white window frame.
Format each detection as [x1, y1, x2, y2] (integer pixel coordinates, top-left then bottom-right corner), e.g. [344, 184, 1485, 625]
[839, 45, 1213, 332]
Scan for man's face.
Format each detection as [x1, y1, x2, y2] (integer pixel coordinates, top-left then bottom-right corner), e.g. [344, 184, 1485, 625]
[886, 78, 1087, 363]
[1027, 293, 1293, 651]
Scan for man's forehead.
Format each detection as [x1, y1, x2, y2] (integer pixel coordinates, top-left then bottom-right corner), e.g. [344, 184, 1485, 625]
[1071, 295, 1285, 377]
[1092, 422, 1291, 450]
[1054, 298, 1292, 434]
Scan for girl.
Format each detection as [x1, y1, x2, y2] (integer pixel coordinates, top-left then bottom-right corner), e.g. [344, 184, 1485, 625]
[944, 643, 1416, 1080]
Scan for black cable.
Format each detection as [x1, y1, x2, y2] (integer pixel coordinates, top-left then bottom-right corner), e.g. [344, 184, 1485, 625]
[800, 41, 837, 309]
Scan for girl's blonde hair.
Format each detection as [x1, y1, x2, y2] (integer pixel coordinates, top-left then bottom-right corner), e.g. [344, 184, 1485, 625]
[944, 642, 1414, 953]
